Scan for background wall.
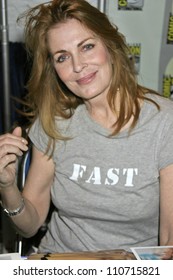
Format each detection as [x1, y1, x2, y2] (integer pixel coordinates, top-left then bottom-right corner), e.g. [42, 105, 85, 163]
[7, 0, 98, 42]
[107, 0, 173, 96]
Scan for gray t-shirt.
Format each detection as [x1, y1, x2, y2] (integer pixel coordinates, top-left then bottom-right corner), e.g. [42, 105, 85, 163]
[29, 94, 173, 253]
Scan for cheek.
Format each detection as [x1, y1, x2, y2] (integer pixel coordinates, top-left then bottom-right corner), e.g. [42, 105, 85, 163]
[97, 48, 112, 70]
[99, 51, 113, 83]
[55, 66, 71, 83]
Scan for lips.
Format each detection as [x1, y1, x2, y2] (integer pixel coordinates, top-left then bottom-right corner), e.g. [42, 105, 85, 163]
[76, 72, 97, 85]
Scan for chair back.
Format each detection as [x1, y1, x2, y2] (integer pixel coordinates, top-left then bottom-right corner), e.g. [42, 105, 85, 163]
[17, 141, 32, 191]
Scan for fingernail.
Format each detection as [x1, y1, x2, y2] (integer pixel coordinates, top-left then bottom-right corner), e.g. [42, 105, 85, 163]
[21, 139, 28, 144]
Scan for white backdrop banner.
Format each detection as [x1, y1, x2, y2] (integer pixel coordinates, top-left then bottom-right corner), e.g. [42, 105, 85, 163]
[107, 0, 173, 97]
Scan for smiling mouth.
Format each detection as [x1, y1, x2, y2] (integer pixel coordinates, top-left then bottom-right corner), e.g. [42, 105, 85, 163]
[77, 72, 97, 85]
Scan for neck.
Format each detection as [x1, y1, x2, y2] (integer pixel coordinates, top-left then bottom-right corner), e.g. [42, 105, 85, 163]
[85, 99, 118, 130]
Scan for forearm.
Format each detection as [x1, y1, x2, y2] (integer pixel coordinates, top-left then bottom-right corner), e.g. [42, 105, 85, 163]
[160, 236, 173, 246]
[159, 221, 173, 246]
[0, 184, 40, 238]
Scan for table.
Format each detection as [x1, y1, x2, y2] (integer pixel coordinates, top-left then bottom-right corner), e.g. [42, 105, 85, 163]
[27, 249, 136, 260]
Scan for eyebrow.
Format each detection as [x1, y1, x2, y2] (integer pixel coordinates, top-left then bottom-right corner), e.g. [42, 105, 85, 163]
[52, 37, 95, 55]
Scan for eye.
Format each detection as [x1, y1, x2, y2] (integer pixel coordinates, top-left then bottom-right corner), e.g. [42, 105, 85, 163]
[55, 53, 70, 63]
[82, 43, 95, 51]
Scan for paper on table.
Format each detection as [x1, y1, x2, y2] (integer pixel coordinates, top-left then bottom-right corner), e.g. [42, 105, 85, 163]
[0, 253, 22, 260]
[131, 246, 173, 260]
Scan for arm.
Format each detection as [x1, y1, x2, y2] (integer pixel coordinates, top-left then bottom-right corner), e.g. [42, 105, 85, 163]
[159, 163, 173, 246]
[0, 127, 55, 237]
[159, 164, 173, 259]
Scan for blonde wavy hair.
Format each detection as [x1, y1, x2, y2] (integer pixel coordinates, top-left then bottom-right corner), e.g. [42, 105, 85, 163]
[18, 0, 159, 152]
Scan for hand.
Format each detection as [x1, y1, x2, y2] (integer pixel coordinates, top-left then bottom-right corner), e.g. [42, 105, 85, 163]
[161, 248, 173, 260]
[0, 127, 28, 189]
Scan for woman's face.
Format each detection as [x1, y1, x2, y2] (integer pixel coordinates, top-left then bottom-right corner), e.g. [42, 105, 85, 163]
[48, 18, 113, 103]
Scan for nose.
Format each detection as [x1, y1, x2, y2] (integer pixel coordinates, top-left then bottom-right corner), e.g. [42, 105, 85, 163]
[72, 54, 88, 73]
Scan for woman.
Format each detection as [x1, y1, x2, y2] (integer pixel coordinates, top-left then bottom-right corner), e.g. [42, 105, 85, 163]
[0, 0, 173, 257]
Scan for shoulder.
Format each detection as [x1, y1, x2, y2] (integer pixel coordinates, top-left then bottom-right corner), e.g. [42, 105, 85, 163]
[137, 93, 173, 132]
[28, 118, 49, 151]
[55, 104, 86, 135]
[153, 94, 173, 110]
[144, 93, 173, 118]
[29, 105, 85, 138]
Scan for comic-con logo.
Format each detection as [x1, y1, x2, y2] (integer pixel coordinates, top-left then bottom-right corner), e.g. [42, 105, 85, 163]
[118, 0, 144, 10]
[163, 75, 173, 99]
[167, 13, 173, 44]
[128, 43, 141, 74]
[163, 57, 173, 99]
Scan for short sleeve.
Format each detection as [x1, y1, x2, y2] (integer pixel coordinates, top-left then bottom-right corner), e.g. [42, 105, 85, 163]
[158, 117, 173, 170]
[28, 118, 49, 154]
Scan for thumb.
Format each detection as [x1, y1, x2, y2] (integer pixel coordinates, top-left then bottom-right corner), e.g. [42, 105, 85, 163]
[12, 126, 22, 137]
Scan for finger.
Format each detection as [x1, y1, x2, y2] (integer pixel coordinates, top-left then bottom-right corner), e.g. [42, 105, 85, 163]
[0, 135, 27, 147]
[0, 128, 28, 145]
[0, 145, 24, 158]
[0, 130, 28, 149]
[161, 249, 173, 260]
[12, 126, 22, 137]
[0, 142, 28, 158]
[0, 153, 18, 173]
